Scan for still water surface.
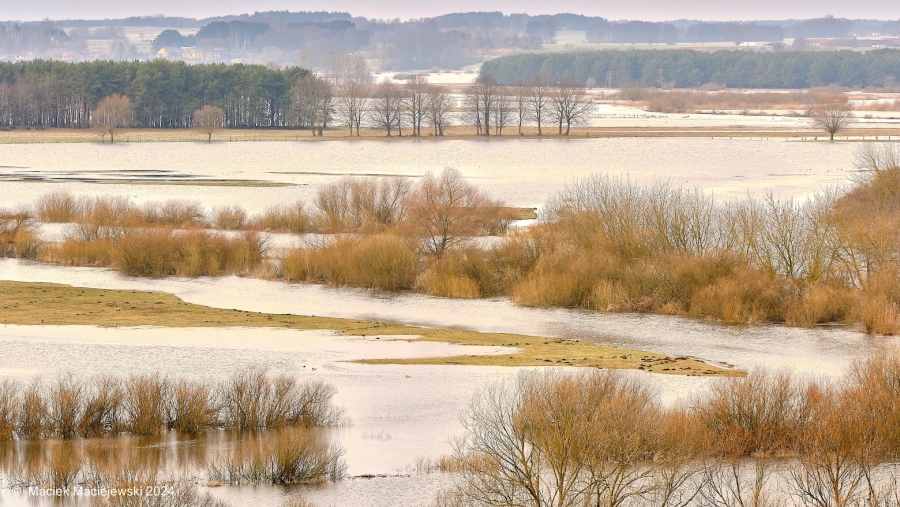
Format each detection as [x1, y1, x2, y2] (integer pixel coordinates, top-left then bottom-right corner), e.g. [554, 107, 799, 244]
[0, 138, 858, 212]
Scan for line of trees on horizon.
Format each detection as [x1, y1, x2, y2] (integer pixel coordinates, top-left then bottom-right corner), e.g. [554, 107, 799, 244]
[0, 60, 597, 137]
[0, 60, 309, 129]
[481, 49, 900, 89]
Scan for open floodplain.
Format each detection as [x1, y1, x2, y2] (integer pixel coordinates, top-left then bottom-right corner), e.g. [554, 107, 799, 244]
[2, 123, 900, 506]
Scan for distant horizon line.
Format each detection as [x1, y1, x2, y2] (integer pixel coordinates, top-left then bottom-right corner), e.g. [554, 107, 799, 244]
[2, 10, 898, 26]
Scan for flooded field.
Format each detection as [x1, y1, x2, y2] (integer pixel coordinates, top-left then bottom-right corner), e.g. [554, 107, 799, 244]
[0, 137, 859, 213]
[1, 259, 898, 505]
[1, 133, 897, 506]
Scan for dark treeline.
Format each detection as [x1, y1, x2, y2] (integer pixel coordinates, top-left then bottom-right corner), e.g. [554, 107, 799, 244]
[0, 60, 309, 128]
[481, 49, 900, 88]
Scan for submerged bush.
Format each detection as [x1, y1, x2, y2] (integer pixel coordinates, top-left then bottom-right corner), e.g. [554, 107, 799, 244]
[441, 351, 900, 507]
[0, 369, 342, 440]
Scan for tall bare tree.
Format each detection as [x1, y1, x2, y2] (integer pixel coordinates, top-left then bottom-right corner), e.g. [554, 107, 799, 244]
[513, 81, 530, 135]
[370, 79, 402, 137]
[91, 94, 131, 143]
[403, 75, 429, 137]
[527, 74, 552, 136]
[336, 81, 369, 136]
[492, 88, 513, 136]
[472, 74, 499, 136]
[812, 96, 853, 141]
[426, 85, 454, 136]
[193, 104, 225, 142]
[291, 75, 334, 136]
[462, 88, 482, 136]
[550, 78, 594, 135]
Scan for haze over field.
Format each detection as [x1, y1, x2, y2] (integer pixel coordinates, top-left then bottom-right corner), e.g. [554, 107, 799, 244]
[5, 0, 900, 22]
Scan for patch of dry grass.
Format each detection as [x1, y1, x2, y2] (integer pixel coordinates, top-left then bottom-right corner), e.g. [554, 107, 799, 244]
[0, 280, 736, 376]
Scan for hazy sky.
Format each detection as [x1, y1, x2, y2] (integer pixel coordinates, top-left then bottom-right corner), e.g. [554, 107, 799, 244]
[5, 0, 900, 22]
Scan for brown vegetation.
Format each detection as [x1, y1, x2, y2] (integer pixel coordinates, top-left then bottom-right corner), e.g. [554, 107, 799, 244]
[0, 207, 39, 258]
[206, 428, 345, 485]
[645, 89, 826, 114]
[440, 351, 900, 507]
[0, 369, 342, 441]
[41, 228, 267, 277]
[0, 280, 735, 375]
[15, 148, 900, 333]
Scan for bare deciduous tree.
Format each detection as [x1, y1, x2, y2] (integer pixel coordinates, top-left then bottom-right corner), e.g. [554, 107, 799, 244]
[292, 75, 334, 136]
[472, 74, 499, 136]
[462, 89, 482, 136]
[513, 81, 530, 135]
[426, 86, 454, 136]
[370, 79, 402, 137]
[527, 74, 552, 136]
[336, 81, 369, 136]
[619, 86, 647, 104]
[550, 78, 594, 135]
[193, 104, 225, 143]
[409, 167, 494, 256]
[404, 75, 429, 137]
[91, 94, 131, 143]
[492, 89, 513, 136]
[443, 370, 660, 507]
[812, 97, 853, 141]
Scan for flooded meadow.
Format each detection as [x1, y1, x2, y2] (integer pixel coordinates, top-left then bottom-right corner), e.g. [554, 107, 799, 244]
[1, 135, 897, 506]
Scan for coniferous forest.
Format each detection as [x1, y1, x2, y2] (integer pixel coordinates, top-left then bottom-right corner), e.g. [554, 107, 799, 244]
[0, 60, 309, 128]
[481, 49, 900, 88]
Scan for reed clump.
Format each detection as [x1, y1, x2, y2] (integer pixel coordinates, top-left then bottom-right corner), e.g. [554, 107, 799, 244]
[0, 369, 342, 441]
[0, 208, 40, 258]
[248, 201, 314, 233]
[114, 229, 267, 277]
[206, 427, 346, 486]
[42, 228, 267, 278]
[280, 235, 420, 291]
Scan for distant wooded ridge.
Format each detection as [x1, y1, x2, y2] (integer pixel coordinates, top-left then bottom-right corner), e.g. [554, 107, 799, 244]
[0, 60, 309, 128]
[480, 49, 900, 89]
[8, 12, 900, 41]
[2, 12, 899, 71]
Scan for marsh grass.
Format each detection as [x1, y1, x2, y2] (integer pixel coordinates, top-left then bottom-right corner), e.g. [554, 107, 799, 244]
[280, 234, 420, 291]
[206, 427, 345, 486]
[646, 89, 825, 114]
[248, 201, 313, 233]
[0, 208, 40, 258]
[42, 228, 268, 278]
[0, 369, 342, 440]
[113, 229, 267, 277]
[0, 379, 18, 440]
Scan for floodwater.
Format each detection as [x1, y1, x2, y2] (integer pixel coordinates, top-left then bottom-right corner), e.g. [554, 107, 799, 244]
[1, 259, 897, 506]
[0, 133, 893, 505]
[0, 137, 860, 214]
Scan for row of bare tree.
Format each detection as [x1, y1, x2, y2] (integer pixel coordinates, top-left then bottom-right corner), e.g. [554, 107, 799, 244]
[84, 73, 595, 142]
[293, 73, 596, 137]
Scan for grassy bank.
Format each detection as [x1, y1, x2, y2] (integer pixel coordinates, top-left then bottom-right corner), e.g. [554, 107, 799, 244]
[3, 125, 900, 144]
[0, 280, 735, 376]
